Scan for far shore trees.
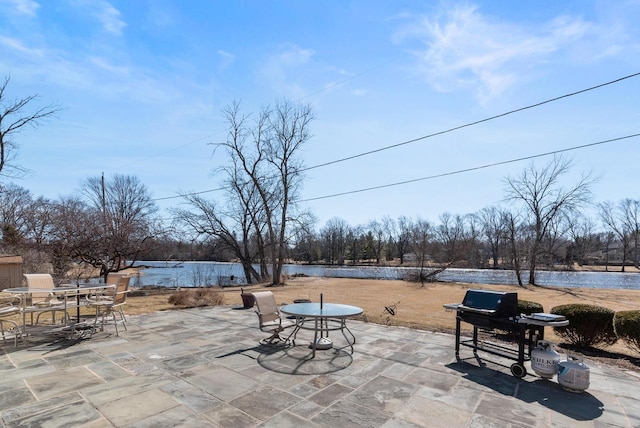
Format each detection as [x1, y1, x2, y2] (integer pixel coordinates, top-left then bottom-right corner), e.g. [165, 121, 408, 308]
[319, 217, 349, 265]
[599, 199, 640, 271]
[504, 156, 595, 285]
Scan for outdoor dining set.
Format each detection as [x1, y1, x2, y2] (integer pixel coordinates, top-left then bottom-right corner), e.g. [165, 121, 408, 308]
[251, 290, 364, 359]
[0, 273, 131, 346]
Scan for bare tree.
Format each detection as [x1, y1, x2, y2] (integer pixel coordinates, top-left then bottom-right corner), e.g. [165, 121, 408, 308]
[463, 213, 483, 268]
[565, 214, 598, 268]
[381, 216, 396, 262]
[49, 196, 99, 278]
[478, 206, 509, 269]
[434, 212, 465, 264]
[0, 76, 59, 178]
[367, 220, 386, 264]
[504, 156, 595, 285]
[60, 174, 160, 279]
[22, 195, 55, 249]
[504, 210, 527, 286]
[289, 214, 319, 263]
[220, 100, 313, 285]
[621, 199, 640, 269]
[172, 193, 263, 284]
[346, 225, 363, 265]
[395, 216, 413, 265]
[409, 218, 433, 285]
[599, 199, 639, 271]
[0, 183, 32, 245]
[319, 217, 349, 265]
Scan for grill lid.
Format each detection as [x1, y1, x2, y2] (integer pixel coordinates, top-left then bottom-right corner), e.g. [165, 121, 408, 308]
[458, 289, 518, 318]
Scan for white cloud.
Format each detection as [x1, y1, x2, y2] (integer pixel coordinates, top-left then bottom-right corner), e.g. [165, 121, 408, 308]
[95, 1, 126, 35]
[88, 55, 129, 75]
[70, 0, 126, 35]
[260, 44, 315, 97]
[394, 4, 590, 102]
[1, 0, 40, 16]
[217, 49, 235, 71]
[0, 35, 44, 56]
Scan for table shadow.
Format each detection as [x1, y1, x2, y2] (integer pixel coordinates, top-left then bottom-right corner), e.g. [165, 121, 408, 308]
[257, 343, 353, 375]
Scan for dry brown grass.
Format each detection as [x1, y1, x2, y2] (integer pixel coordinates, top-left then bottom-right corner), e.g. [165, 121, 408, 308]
[167, 288, 225, 308]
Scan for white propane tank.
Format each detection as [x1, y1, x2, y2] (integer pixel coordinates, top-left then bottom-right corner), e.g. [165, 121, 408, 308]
[531, 340, 560, 379]
[557, 354, 590, 392]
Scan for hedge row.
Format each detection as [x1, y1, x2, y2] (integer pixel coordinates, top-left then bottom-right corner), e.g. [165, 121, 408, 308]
[550, 304, 640, 353]
[550, 304, 618, 348]
[614, 310, 640, 353]
[518, 301, 640, 353]
[518, 300, 544, 315]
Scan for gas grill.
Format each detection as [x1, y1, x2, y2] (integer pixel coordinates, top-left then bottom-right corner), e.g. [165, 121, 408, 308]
[444, 289, 569, 378]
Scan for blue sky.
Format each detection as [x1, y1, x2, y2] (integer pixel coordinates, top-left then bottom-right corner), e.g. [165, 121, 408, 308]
[1, 0, 639, 228]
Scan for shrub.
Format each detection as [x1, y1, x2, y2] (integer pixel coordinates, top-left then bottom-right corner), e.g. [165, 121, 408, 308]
[614, 310, 640, 354]
[518, 300, 543, 315]
[493, 301, 544, 340]
[168, 288, 225, 308]
[550, 304, 617, 348]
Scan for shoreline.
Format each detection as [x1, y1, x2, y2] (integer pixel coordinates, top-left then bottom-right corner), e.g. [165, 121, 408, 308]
[122, 263, 640, 291]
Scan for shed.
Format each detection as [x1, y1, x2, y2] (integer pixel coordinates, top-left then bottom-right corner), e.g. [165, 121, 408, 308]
[0, 255, 23, 290]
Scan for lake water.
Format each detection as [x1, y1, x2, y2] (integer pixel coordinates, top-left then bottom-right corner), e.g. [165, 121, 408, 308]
[131, 261, 640, 290]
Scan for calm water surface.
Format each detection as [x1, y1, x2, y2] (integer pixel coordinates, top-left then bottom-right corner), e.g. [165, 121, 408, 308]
[132, 261, 640, 290]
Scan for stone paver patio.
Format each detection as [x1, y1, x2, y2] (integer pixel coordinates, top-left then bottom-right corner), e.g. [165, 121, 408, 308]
[1, 305, 639, 427]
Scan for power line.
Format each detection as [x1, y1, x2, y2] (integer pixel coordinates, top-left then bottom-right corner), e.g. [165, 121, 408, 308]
[152, 71, 640, 202]
[301, 71, 640, 172]
[152, 186, 226, 202]
[299, 133, 640, 202]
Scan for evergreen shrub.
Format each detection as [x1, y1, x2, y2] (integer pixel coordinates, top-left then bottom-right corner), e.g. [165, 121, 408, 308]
[518, 300, 543, 315]
[614, 310, 640, 354]
[550, 304, 617, 348]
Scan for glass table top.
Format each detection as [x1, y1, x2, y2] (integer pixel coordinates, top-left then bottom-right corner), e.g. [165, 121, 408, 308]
[280, 302, 363, 318]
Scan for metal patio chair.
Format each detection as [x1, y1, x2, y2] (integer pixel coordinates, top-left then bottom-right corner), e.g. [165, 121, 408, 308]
[251, 291, 296, 346]
[0, 294, 24, 346]
[23, 273, 69, 325]
[89, 275, 130, 336]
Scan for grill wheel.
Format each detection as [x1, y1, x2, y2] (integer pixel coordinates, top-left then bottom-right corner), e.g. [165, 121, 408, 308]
[510, 363, 527, 378]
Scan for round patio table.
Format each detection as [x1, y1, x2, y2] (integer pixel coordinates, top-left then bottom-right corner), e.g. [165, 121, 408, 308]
[280, 302, 363, 358]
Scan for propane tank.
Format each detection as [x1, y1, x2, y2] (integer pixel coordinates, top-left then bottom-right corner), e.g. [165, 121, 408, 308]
[531, 340, 560, 379]
[557, 354, 590, 392]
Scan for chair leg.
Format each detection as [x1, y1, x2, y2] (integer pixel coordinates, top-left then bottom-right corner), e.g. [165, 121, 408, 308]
[260, 327, 294, 346]
[92, 307, 99, 332]
[260, 332, 282, 345]
[93, 305, 122, 336]
[109, 307, 127, 333]
[93, 306, 106, 333]
[0, 320, 23, 347]
[117, 307, 127, 331]
[110, 309, 119, 336]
